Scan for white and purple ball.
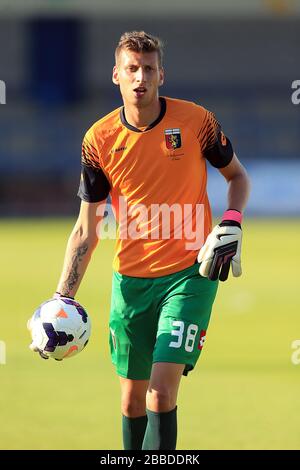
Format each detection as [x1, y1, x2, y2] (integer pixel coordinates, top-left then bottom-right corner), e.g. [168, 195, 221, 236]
[28, 297, 91, 361]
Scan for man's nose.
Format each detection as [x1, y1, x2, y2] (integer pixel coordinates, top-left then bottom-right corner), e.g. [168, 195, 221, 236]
[136, 68, 146, 82]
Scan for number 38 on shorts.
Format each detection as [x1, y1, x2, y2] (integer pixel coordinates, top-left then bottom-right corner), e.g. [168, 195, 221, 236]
[153, 314, 210, 376]
[169, 321, 206, 353]
[110, 263, 218, 379]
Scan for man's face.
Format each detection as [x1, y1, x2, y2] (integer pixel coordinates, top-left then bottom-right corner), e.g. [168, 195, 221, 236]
[112, 49, 164, 108]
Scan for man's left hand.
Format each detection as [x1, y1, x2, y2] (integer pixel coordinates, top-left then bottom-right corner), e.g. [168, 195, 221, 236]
[198, 222, 242, 281]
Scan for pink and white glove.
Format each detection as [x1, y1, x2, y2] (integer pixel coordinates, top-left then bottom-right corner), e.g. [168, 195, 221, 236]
[197, 209, 243, 281]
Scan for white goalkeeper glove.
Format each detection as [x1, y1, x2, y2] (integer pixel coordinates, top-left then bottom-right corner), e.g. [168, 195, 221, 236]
[198, 211, 243, 281]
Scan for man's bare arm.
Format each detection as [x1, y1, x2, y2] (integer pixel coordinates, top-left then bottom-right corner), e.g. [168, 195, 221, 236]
[218, 153, 251, 212]
[56, 201, 104, 298]
[198, 154, 250, 281]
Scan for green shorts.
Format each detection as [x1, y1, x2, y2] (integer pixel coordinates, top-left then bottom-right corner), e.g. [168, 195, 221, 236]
[109, 263, 218, 380]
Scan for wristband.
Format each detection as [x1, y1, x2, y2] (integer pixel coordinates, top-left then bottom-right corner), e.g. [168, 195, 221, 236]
[222, 209, 243, 225]
[54, 292, 74, 300]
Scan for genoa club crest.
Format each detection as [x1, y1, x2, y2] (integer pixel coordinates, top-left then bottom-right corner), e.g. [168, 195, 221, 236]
[164, 128, 182, 150]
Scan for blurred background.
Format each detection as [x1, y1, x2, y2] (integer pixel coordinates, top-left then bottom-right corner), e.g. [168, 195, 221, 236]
[0, 0, 299, 450]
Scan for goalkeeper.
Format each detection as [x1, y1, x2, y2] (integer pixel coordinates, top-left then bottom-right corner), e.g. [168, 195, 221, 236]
[33, 31, 250, 450]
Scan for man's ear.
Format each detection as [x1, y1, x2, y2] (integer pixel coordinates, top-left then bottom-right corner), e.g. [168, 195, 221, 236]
[158, 67, 164, 87]
[112, 65, 119, 85]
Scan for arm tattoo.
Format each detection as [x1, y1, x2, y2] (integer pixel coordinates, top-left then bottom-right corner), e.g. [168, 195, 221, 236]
[60, 243, 89, 295]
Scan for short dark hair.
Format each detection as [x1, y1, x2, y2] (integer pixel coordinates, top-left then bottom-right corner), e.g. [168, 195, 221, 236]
[115, 31, 163, 67]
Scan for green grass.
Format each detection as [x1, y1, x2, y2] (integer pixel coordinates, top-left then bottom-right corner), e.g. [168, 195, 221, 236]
[0, 218, 300, 449]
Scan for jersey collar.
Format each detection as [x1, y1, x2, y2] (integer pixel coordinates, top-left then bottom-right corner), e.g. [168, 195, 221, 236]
[120, 97, 166, 133]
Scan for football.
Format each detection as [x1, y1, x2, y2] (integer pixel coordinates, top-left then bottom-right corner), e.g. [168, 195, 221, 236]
[27, 297, 91, 361]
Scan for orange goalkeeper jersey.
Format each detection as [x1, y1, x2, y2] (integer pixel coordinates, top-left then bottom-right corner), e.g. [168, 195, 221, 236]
[78, 96, 233, 277]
